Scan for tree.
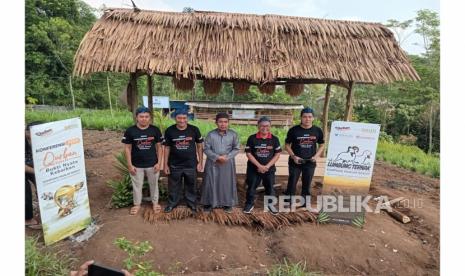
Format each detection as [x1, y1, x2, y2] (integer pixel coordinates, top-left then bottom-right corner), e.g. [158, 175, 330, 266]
[26, 0, 98, 106]
[385, 19, 414, 47]
[415, 9, 440, 154]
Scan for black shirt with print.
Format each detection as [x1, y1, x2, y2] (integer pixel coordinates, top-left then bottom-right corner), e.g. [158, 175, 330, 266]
[245, 133, 282, 171]
[285, 125, 324, 160]
[122, 125, 163, 168]
[164, 124, 203, 169]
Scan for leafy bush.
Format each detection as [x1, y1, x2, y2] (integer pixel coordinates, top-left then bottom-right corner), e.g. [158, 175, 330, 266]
[108, 175, 133, 208]
[379, 131, 394, 143]
[108, 152, 168, 208]
[114, 237, 162, 276]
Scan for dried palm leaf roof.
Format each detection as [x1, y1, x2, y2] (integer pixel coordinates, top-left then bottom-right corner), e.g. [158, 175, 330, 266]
[73, 8, 420, 84]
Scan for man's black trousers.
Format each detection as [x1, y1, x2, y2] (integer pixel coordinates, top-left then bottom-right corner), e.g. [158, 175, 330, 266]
[245, 165, 276, 206]
[167, 167, 197, 209]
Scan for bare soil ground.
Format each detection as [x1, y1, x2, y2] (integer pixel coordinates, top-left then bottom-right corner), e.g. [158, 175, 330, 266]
[27, 130, 440, 275]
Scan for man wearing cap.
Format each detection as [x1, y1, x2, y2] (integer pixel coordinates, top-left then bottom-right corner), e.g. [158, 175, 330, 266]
[285, 107, 325, 208]
[122, 107, 164, 215]
[163, 110, 204, 213]
[201, 112, 240, 214]
[243, 116, 282, 214]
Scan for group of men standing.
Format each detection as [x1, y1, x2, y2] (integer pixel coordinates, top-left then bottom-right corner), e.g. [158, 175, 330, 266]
[122, 106, 324, 216]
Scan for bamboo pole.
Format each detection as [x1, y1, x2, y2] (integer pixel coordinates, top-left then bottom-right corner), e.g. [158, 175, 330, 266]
[68, 75, 75, 110]
[343, 81, 354, 121]
[107, 75, 113, 117]
[322, 84, 331, 157]
[147, 74, 154, 120]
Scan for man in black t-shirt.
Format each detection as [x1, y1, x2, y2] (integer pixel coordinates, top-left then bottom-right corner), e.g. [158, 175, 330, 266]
[285, 107, 325, 208]
[163, 110, 204, 213]
[243, 117, 282, 214]
[122, 107, 164, 215]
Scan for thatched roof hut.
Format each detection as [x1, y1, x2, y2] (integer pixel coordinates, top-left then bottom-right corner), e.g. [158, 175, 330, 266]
[73, 8, 419, 133]
[74, 8, 419, 85]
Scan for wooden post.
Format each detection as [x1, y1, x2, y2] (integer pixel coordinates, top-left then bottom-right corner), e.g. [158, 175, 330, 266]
[129, 73, 139, 120]
[191, 82, 195, 101]
[68, 75, 75, 110]
[322, 84, 331, 157]
[107, 75, 113, 117]
[147, 74, 154, 120]
[343, 81, 354, 121]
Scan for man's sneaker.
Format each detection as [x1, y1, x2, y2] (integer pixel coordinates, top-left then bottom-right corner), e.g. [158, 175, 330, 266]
[203, 205, 212, 214]
[224, 206, 233, 214]
[243, 204, 254, 214]
[164, 205, 175, 213]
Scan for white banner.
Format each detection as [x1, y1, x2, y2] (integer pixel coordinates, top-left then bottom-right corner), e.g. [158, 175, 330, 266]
[232, 109, 255, 119]
[143, 96, 170, 108]
[323, 121, 381, 195]
[30, 118, 91, 245]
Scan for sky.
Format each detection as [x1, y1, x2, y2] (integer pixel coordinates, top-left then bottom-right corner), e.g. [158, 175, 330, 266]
[83, 0, 439, 55]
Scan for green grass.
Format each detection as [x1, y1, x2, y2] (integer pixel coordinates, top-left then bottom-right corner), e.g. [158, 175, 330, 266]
[267, 260, 321, 276]
[25, 236, 74, 276]
[26, 108, 134, 131]
[377, 140, 440, 178]
[25, 108, 439, 178]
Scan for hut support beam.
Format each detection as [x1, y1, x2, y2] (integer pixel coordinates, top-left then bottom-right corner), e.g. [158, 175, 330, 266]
[129, 73, 139, 120]
[322, 84, 331, 157]
[343, 81, 354, 121]
[147, 74, 154, 120]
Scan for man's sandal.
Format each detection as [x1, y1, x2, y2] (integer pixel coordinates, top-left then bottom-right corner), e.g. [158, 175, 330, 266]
[153, 204, 161, 213]
[129, 206, 140, 216]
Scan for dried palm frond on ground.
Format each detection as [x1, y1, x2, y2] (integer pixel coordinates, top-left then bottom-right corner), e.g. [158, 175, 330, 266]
[143, 206, 317, 230]
[233, 81, 251, 95]
[172, 77, 194, 91]
[143, 205, 193, 222]
[258, 83, 276, 95]
[198, 208, 254, 227]
[285, 84, 305, 97]
[203, 79, 222, 96]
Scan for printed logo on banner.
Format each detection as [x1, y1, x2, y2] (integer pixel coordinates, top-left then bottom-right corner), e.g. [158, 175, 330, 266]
[35, 128, 53, 137]
[64, 123, 79, 130]
[328, 146, 373, 168]
[335, 126, 351, 131]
